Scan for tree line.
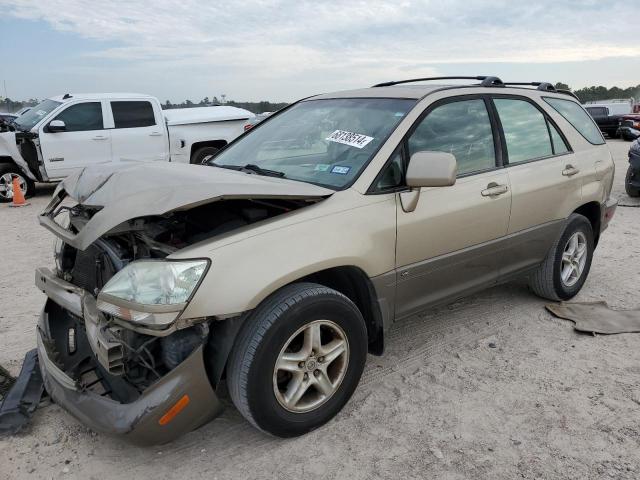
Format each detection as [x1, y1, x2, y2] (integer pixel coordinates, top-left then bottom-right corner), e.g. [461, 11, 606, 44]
[3, 84, 639, 114]
[161, 97, 288, 113]
[555, 83, 640, 104]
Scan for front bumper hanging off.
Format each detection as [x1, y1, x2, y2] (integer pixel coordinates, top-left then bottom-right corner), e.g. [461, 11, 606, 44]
[35, 267, 224, 446]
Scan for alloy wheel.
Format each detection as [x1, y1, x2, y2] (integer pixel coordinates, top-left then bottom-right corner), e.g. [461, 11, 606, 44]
[0, 173, 26, 201]
[561, 231, 587, 287]
[273, 320, 349, 413]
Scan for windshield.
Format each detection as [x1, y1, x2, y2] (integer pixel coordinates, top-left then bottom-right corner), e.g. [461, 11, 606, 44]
[13, 99, 62, 131]
[211, 98, 416, 189]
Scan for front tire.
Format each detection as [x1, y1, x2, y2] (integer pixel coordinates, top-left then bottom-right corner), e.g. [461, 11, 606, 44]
[625, 165, 640, 197]
[529, 214, 594, 301]
[226, 283, 367, 437]
[0, 164, 35, 203]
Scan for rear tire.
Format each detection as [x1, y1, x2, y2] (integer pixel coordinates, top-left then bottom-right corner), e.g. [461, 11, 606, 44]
[191, 146, 220, 165]
[529, 214, 594, 301]
[625, 165, 640, 197]
[0, 164, 35, 203]
[226, 282, 367, 437]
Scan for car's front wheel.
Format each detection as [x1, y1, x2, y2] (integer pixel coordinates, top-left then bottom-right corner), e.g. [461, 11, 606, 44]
[529, 213, 594, 301]
[0, 164, 35, 203]
[227, 283, 367, 437]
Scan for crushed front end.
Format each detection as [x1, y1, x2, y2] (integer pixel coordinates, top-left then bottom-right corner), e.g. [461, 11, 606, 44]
[35, 201, 230, 445]
[34, 162, 331, 444]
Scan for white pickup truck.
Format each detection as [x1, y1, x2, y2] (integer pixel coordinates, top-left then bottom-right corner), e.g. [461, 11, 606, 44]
[0, 93, 254, 201]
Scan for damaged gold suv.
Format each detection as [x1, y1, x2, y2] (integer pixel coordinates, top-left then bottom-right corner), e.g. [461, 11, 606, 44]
[36, 77, 617, 444]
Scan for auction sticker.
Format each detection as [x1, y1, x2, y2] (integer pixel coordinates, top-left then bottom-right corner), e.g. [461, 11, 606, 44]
[326, 130, 374, 149]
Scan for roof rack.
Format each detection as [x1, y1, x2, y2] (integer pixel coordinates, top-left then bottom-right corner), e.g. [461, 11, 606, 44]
[371, 76, 504, 88]
[371, 76, 581, 100]
[502, 82, 556, 91]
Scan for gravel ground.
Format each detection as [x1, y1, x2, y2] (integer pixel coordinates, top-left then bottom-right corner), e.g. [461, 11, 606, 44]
[1, 140, 639, 479]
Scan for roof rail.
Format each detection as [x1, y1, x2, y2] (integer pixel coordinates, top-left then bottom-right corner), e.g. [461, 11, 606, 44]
[555, 89, 581, 101]
[371, 76, 504, 88]
[502, 82, 557, 92]
[494, 81, 581, 101]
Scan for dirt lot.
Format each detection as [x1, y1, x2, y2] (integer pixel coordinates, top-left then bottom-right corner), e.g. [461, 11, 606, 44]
[1, 140, 639, 479]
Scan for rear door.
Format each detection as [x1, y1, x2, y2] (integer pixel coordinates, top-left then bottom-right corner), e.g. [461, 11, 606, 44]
[394, 96, 511, 319]
[491, 96, 580, 279]
[107, 100, 168, 163]
[39, 101, 112, 178]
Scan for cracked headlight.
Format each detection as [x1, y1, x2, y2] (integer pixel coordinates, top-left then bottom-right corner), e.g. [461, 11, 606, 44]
[97, 259, 209, 327]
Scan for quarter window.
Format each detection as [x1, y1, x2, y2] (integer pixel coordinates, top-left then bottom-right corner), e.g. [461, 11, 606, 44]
[408, 99, 496, 176]
[494, 99, 552, 163]
[111, 101, 156, 128]
[374, 148, 404, 191]
[544, 97, 605, 145]
[53, 102, 103, 132]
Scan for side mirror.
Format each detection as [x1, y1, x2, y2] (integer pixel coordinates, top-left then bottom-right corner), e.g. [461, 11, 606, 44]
[48, 120, 66, 133]
[406, 151, 457, 188]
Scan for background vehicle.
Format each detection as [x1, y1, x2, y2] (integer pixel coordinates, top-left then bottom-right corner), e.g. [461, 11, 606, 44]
[618, 114, 640, 141]
[585, 99, 635, 138]
[36, 77, 616, 444]
[0, 112, 17, 124]
[625, 140, 640, 197]
[0, 93, 254, 201]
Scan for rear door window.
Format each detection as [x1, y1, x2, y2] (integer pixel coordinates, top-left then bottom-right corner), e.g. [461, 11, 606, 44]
[544, 97, 605, 145]
[407, 99, 496, 176]
[111, 101, 156, 128]
[53, 102, 103, 132]
[494, 99, 553, 163]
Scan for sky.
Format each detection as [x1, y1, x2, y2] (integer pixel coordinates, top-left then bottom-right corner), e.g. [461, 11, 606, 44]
[0, 0, 639, 103]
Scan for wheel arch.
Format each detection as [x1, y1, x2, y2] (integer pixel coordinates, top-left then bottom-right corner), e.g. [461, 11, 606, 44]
[297, 266, 385, 356]
[205, 265, 386, 389]
[573, 201, 601, 246]
[190, 140, 227, 161]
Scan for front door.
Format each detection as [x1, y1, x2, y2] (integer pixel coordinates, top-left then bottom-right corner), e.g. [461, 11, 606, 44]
[394, 97, 511, 319]
[39, 101, 112, 178]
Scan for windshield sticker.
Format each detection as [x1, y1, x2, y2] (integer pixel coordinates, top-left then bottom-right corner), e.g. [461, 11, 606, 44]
[331, 165, 351, 175]
[314, 164, 331, 172]
[326, 130, 374, 149]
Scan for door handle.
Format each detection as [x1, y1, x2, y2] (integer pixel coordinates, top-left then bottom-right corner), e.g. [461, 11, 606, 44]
[92, 135, 108, 140]
[562, 164, 580, 177]
[149, 132, 163, 136]
[481, 183, 509, 197]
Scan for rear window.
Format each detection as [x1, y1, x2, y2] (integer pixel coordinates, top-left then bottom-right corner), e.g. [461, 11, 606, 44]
[111, 101, 156, 128]
[544, 98, 605, 145]
[585, 107, 608, 117]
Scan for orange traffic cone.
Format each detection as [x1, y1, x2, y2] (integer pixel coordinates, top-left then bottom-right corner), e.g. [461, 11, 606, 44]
[9, 176, 29, 207]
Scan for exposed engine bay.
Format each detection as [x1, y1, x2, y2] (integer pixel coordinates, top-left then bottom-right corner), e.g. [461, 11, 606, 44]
[45, 197, 315, 402]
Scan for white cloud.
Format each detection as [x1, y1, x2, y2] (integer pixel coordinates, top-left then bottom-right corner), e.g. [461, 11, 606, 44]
[1, 0, 639, 100]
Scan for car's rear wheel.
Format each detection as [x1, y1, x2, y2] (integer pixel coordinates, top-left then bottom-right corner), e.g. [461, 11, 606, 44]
[0, 164, 35, 203]
[226, 282, 367, 437]
[625, 165, 640, 197]
[529, 213, 594, 301]
[191, 146, 220, 165]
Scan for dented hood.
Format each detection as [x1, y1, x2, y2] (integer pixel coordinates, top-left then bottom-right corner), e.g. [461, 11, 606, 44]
[40, 162, 333, 250]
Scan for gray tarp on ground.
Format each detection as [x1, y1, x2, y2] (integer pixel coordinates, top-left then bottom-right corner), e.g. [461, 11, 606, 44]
[546, 301, 640, 334]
